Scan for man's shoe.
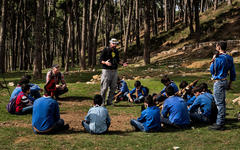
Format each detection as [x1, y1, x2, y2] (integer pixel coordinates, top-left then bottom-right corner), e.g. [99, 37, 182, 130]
[208, 123, 225, 130]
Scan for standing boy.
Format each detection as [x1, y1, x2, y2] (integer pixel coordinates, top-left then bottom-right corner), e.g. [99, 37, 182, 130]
[209, 41, 236, 130]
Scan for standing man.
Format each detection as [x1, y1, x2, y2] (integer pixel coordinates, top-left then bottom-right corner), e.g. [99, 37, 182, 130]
[46, 64, 68, 99]
[209, 41, 236, 130]
[99, 38, 126, 105]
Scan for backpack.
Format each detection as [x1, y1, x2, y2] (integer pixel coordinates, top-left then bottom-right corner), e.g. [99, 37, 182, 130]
[6, 96, 18, 114]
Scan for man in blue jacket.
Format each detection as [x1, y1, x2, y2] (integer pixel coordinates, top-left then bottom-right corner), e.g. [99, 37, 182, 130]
[189, 85, 214, 123]
[161, 86, 190, 128]
[130, 95, 161, 132]
[209, 41, 236, 130]
[32, 90, 69, 134]
[114, 77, 129, 103]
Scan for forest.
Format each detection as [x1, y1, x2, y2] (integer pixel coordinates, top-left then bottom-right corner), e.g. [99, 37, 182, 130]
[0, 0, 234, 78]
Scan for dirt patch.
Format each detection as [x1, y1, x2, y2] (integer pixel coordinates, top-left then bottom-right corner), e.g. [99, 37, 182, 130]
[0, 121, 31, 128]
[14, 135, 35, 144]
[61, 109, 136, 132]
[182, 60, 210, 69]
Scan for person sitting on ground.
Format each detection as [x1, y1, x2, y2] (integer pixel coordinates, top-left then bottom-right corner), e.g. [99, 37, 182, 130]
[46, 64, 68, 99]
[32, 89, 69, 134]
[10, 77, 34, 101]
[114, 77, 129, 103]
[24, 75, 43, 99]
[178, 81, 196, 106]
[161, 86, 190, 128]
[130, 95, 161, 132]
[199, 83, 212, 94]
[15, 84, 34, 115]
[155, 75, 179, 103]
[188, 85, 215, 124]
[127, 80, 148, 103]
[82, 94, 111, 134]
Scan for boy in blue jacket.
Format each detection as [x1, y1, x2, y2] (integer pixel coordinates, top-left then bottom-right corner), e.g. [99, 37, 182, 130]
[130, 95, 161, 132]
[161, 86, 190, 128]
[189, 85, 214, 123]
[32, 89, 69, 134]
[128, 80, 148, 103]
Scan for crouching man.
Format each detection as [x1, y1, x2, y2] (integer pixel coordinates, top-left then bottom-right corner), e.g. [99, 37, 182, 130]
[32, 90, 69, 134]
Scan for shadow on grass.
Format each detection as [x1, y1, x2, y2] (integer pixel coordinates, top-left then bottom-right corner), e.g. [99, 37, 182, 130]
[107, 130, 133, 135]
[225, 118, 239, 130]
[58, 96, 92, 102]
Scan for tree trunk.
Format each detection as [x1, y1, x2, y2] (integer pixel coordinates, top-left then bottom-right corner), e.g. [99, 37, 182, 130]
[123, 0, 133, 62]
[33, 0, 44, 79]
[80, 0, 87, 70]
[200, 0, 205, 13]
[61, 9, 67, 68]
[164, 0, 168, 31]
[88, 0, 94, 67]
[119, 0, 123, 48]
[92, 0, 106, 67]
[187, 0, 194, 35]
[0, 0, 7, 73]
[184, 0, 188, 26]
[135, 0, 140, 52]
[214, 0, 218, 10]
[152, 0, 158, 36]
[143, 0, 151, 65]
[194, 0, 200, 34]
[228, 0, 232, 6]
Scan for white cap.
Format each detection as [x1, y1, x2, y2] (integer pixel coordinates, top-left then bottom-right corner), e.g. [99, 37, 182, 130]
[109, 38, 119, 44]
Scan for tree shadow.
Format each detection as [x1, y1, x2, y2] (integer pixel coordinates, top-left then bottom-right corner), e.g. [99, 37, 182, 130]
[113, 104, 136, 108]
[58, 96, 92, 102]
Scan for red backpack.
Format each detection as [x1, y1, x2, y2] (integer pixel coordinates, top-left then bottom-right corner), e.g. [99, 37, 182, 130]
[6, 92, 24, 114]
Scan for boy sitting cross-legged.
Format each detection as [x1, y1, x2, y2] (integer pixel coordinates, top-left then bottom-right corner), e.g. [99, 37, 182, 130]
[130, 95, 161, 132]
[161, 86, 190, 128]
[32, 89, 69, 134]
[127, 80, 148, 103]
[82, 94, 111, 134]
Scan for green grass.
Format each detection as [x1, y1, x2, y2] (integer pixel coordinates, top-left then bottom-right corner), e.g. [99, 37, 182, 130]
[1, 59, 240, 149]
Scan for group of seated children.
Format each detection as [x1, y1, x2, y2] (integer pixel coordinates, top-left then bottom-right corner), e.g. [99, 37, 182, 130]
[7, 69, 217, 134]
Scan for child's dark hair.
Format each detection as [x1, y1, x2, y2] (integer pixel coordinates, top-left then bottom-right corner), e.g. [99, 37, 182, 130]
[199, 83, 212, 94]
[161, 75, 170, 84]
[19, 77, 30, 85]
[21, 84, 30, 93]
[179, 81, 188, 89]
[94, 94, 103, 105]
[144, 95, 154, 106]
[134, 80, 141, 88]
[192, 85, 203, 94]
[165, 85, 175, 96]
[216, 41, 227, 51]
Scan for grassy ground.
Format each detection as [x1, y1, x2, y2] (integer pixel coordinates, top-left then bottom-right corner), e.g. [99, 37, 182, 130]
[0, 57, 240, 150]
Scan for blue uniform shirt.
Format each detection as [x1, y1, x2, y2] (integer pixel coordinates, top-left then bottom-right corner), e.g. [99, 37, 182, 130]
[210, 53, 236, 81]
[32, 96, 60, 131]
[188, 92, 214, 117]
[137, 106, 161, 131]
[186, 95, 196, 106]
[10, 84, 39, 101]
[161, 82, 179, 95]
[85, 105, 111, 134]
[130, 86, 148, 97]
[162, 96, 190, 125]
[120, 80, 129, 93]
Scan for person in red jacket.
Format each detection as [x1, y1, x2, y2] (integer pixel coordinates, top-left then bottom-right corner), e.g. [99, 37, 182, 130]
[15, 84, 34, 115]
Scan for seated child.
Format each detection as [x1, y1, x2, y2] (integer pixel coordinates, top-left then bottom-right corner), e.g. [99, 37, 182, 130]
[130, 95, 161, 132]
[114, 77, 129, 103]
[24, 75, 43, 99]
[155, 75, 179, 103]
[32, 89, 69, 134]
[161, 86, 190, 128]
[178, 80, 196, 106]
[189, 85, 215, 124]
[15, 84, 34, 115]
[82, 94, 111, 134]
[127, 80, 148, 103]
